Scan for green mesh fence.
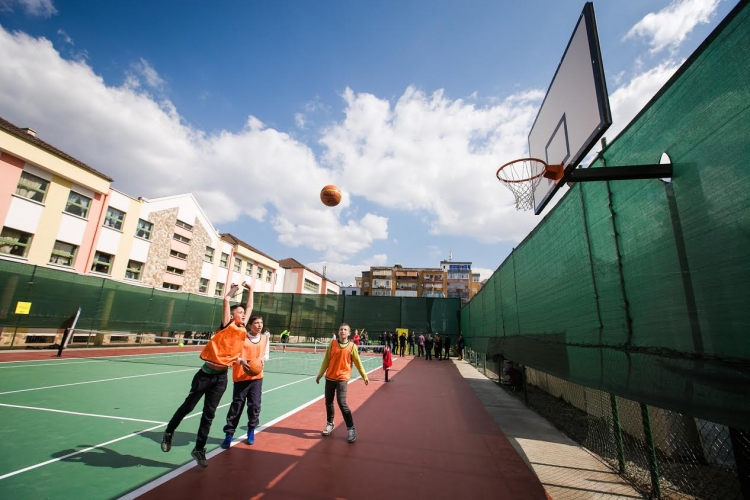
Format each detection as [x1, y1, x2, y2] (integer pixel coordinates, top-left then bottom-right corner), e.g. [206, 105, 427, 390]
[0, 259, 460, 346]
[461, 0, 750, 433]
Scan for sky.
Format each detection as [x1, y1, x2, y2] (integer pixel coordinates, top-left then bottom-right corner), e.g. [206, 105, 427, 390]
[0, 0, 735, 285]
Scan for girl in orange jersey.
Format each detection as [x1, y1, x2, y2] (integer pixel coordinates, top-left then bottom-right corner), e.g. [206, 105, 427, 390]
[161, 282, 253, 468]
[220, 314, 269, 448]
[316, 323, 370, 443]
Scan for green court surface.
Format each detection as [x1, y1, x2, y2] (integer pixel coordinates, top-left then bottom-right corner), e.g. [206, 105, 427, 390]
[0, 349, 377, 499]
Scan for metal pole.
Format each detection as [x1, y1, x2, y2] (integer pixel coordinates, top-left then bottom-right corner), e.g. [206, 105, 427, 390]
[640, 403, 661, 498]
[522, 365, 529, 406]
[611, 394, 626, 473]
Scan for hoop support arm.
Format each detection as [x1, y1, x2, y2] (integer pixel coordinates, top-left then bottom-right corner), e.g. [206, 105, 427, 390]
[566, 163, 673, 182]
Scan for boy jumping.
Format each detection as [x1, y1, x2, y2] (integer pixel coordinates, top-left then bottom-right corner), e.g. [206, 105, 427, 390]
[161, 281, 253, 467]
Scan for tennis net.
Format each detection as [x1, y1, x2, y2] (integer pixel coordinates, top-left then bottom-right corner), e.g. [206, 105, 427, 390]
[58, 334, 385, 377]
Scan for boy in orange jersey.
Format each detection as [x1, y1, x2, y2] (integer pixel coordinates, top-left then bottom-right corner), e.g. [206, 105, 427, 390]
[161, 281, 253, 468]
[220, 314, 269, 448]
[316, 323, 369, 443]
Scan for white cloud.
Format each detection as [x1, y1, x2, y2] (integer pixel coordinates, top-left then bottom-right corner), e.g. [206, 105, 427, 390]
[320, 87, 546, 243]
[307, 253, 389, 285]
[294, 112, 306, 129]
[606, 59, 683, 144]
[624, 0, 719, 54]
[128, 57, 166, 90]
[0, 27, 388, 261]
[0, 0, 56, 17]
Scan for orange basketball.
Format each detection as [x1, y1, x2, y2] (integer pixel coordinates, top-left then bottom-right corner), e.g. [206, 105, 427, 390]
[320, 185, 342, 207]
[245, 358, 263, 376]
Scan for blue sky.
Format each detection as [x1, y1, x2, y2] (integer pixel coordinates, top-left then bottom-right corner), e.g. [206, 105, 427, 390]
[0, 0, 734, 284]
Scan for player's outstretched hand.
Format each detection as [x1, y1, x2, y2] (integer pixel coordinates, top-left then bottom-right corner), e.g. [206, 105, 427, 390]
[364, 379, 369, 386]
[242, 281, 252, 290]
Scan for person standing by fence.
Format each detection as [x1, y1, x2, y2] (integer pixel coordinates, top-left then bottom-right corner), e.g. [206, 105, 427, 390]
[443, 335, 451, 360]
[418, 332, 425, 357]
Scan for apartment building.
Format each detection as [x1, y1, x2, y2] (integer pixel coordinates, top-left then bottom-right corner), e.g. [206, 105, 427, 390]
[277, 258, 340, 295]
[359, 264, 446, 298]
[440, 260, 474, 303]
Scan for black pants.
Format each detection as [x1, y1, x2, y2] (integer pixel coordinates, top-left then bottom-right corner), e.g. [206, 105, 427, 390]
[399, 344, 405, 357]
[166, 369, 228, 450]
[425, 347, 432, 360]
[223, 378, 263, 435]
[408, 343, 415, 355]
[444, 346, 450, 359]
[325, 379, 353, 428]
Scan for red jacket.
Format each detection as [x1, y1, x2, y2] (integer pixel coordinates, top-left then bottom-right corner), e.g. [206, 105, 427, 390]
[383, 346, 393, 370]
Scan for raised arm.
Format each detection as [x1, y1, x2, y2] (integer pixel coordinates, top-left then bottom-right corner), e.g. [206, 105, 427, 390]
[242, 281, 253, 326]
[222, 283, 240, 327]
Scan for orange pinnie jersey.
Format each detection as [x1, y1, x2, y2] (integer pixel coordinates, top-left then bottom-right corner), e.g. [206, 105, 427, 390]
[233, 334, 268, 382]
[200, 322, 246, 368]
[318, 340, 368, 382]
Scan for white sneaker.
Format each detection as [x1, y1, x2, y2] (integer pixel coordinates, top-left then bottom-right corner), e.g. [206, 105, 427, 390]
[347, 427, 356, 443]
[322, 423, 334, 436]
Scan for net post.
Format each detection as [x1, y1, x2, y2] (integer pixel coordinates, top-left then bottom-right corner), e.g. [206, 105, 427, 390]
[610, 393, 627, 473]
[640, 403, 661, 498]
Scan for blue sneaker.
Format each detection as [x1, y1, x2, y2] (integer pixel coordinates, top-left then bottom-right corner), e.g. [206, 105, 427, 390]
[246, 428, 255, 445]
[220, 433, 233, 449]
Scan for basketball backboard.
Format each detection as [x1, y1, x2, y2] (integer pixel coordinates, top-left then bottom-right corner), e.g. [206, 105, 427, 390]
[529, 2, 612, 214]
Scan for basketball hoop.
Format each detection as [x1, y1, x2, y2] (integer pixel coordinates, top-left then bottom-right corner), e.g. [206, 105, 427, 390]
[496, 158, 564, 211]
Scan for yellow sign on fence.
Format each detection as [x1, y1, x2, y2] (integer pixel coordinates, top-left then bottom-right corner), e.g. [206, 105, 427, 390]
[15, 301, 32, 314]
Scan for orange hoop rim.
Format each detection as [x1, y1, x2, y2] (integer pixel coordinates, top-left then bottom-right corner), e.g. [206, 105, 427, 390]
[496, 158, 549, 183]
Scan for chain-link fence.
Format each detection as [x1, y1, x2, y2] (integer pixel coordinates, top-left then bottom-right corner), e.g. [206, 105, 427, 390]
[465, 347, 749, 499]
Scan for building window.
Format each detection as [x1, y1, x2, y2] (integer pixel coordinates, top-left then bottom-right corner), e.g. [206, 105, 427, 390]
[352, 290, 357, 296]
[0, 227, 33, 258]
[166, 266, 184, 276]
[104, 207, 125, 231]
[136, 219, 153, 240]
[233, 257, 242, 272]
[204, 246, 214, 263]
[214, 282, 225, 297]
[364, 282, 369, 288]
[91, 251, 114, 274]
[15, 172, 49, 203]
[163, 283, 180, 291]
[64, 191, 92, 219]
[327, 289, 337, 295]
[303, 279, 320, 293]
[176, 220, 193, 231]
[266, 270, 272, 283]
[49, 241, 77, 267]
[126, 260, 143, 280]
[219, 252, 229, 268]
[173, 233, 191, 244]
[245, 263, 253, 276]
[170, 249, 188, 260]
[257, 266, 263, 279]
[199, 278, 209, 294]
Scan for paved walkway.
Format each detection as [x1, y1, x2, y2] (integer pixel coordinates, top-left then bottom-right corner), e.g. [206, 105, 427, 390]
[456, 359, 644, 499]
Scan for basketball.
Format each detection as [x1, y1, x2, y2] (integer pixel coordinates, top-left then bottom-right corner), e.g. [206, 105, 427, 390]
[245, 358, 263, 376]
[320, 185, 342, 207]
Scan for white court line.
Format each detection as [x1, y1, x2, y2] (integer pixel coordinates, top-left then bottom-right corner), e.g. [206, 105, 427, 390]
[0, 352, 201, 369]
[0, 368, 196, 396]
[0, 403, 166, 425]
[0, 374, 323, 482]
[119, 366, 381, 500]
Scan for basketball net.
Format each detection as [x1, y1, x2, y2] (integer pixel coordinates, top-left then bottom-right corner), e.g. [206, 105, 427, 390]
[496, 158, 547, 211]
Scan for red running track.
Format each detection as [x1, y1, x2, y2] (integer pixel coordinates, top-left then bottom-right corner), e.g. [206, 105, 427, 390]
[137, 355, 549, 500]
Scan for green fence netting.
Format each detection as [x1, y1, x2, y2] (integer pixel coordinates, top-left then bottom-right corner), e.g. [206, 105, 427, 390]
[0, 259, 461, 342]
[460, 0, 750, 432]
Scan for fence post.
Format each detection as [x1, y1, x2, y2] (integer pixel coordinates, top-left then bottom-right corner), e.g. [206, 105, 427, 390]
[611, 394, 626, 473]
[640, 403, 661, 498]
[522, 365, 529, 406]
[483, 352, 487, 374]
